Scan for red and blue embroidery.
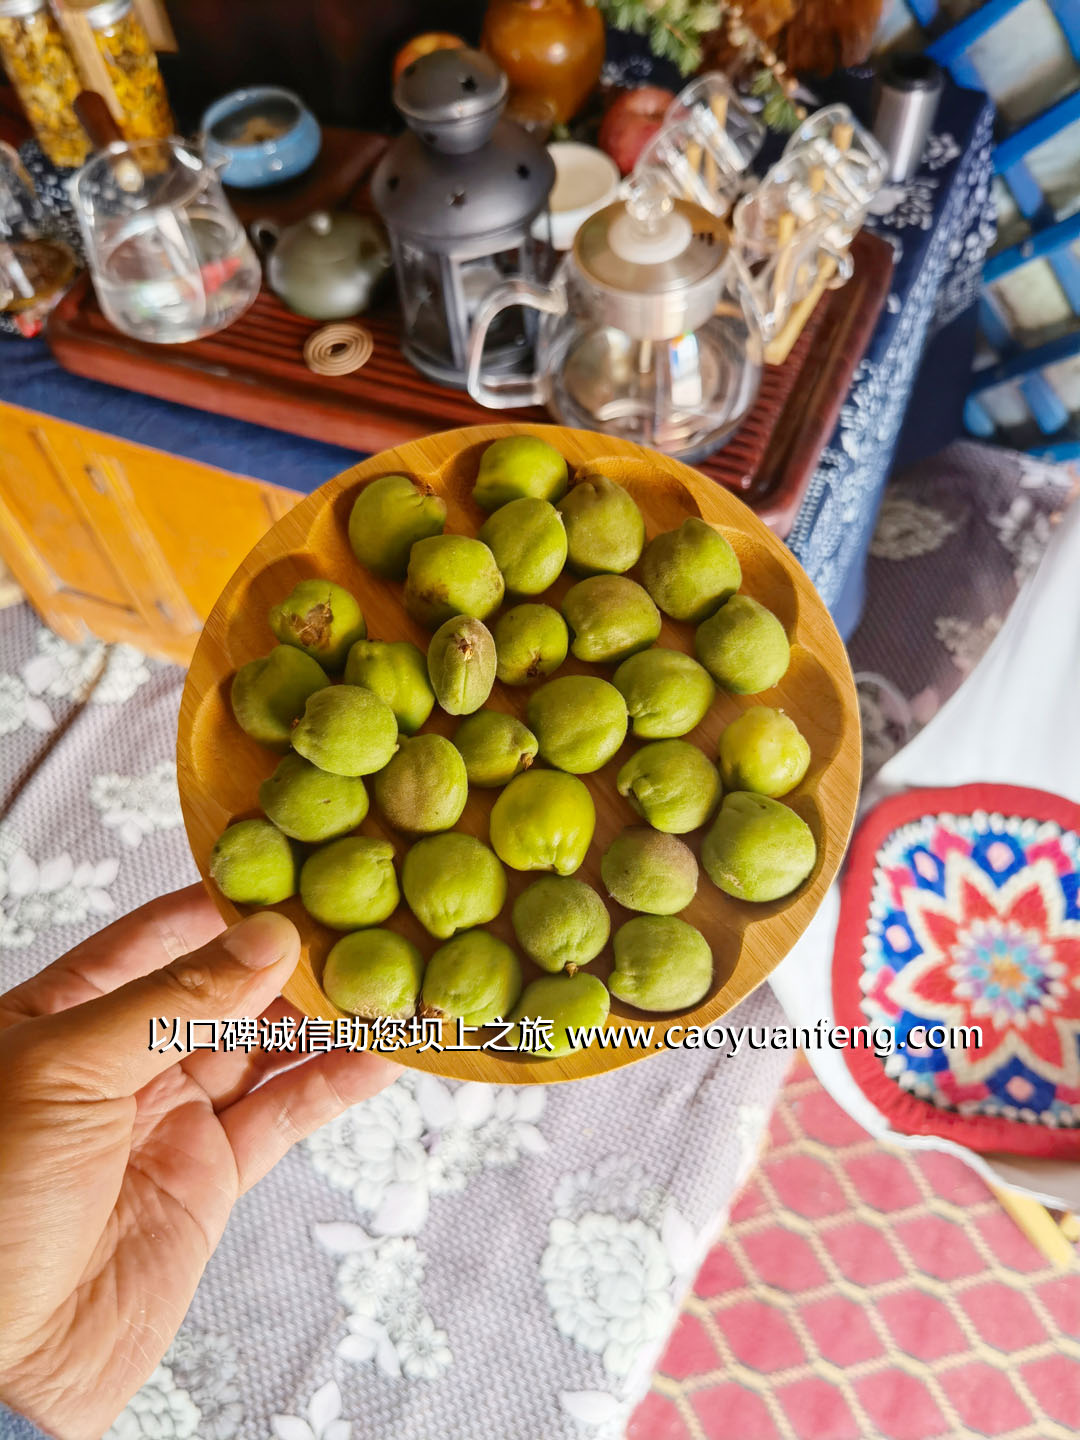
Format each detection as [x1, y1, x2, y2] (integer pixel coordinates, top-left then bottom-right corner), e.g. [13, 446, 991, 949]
[834, 784, 1080, 1157]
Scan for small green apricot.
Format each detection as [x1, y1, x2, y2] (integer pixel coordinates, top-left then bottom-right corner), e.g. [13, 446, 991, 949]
[292, 685, 399, 777]
[421, 930, 522, 1025]
[511, 875, 610, 972]
[694, 595, 790, 694]
[259, 752, 369, 842]
[526, 675, 628, 773]
[374, 734, 468, 833]
[428, 614, 496, 716]
[231, 646, 329, 751]
[601, 827, 698, 914]
[347, 474, 446, 579]
[452, 709, 538, 788]
[322, 929, 424, 1020]
[610, 915, 713, 1012]
[493, 603, 569, 686]
[343, 639, 435, 735]
[562, 575, 661, 664]
[489, 769, 596, 875]
[402, 832, 507, 939]
[209, 818, 298, 905]
[268, 579, 366, 670]
[701, 792, 817, 902]
[479, 497, 567, 595]
[299, 836, 399, 930]
[473, 435, 569, 511]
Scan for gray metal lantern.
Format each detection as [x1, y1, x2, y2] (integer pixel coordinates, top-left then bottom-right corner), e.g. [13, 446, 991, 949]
[371, 47, 555, 388]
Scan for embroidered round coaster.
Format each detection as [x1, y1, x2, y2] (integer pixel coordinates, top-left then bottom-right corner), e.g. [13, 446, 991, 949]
[832, 783, 1080, 1157]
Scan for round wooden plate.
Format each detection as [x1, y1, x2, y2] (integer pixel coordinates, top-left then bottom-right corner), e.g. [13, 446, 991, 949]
[177, 423, 861, 1084]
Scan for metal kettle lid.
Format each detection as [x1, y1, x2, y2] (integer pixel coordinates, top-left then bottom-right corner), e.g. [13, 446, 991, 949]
[574, 178, 727, 298]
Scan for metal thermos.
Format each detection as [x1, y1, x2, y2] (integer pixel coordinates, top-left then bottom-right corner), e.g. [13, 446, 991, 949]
[871, 55, 943, 183]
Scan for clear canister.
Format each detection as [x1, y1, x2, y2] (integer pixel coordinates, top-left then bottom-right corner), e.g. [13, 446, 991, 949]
[0, 0, 89, 167]
[83, 0, 173, 141]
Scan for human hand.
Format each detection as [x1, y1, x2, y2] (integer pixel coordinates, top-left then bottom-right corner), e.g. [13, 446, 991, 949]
[0, 886, 398, 1440]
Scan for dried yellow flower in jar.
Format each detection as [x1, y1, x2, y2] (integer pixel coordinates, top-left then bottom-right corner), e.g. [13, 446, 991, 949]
[86, 0, 173, 142]
[0, 0, 89, 168]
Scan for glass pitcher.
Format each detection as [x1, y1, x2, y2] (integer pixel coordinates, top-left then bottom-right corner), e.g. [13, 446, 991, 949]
[70, 137, 261, 343]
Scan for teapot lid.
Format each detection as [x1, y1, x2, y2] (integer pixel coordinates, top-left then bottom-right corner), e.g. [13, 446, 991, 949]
[574, 175, 726, 298]
[276, 211, 382, 267]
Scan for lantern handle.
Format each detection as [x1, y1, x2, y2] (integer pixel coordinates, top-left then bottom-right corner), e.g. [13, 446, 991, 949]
[466, 276, 567, 410]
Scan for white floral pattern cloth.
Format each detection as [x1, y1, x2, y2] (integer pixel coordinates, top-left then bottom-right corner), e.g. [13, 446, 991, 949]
[0, 602, 792, 1440]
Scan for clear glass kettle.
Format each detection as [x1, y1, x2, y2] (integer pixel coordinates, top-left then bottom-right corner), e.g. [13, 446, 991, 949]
[465, 174, 762, 463]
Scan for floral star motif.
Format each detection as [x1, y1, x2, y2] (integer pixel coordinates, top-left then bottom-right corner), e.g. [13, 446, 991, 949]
[886, 855, 1080, 1087]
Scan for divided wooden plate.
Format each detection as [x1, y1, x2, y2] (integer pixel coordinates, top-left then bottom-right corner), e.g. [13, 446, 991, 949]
[177, 423, 861, 1084]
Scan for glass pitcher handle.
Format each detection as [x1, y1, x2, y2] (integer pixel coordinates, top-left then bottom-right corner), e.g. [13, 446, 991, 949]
[466, 277, 568, 410]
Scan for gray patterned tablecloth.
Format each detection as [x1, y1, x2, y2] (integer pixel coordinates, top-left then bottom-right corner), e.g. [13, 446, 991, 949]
[0, 603, 791, 1440]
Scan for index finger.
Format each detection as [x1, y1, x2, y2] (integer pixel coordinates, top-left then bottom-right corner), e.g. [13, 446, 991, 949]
[0, 884, 225, 1026]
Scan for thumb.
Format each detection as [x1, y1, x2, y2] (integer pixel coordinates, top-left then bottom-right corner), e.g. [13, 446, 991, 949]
[28, 910, 300, 1099]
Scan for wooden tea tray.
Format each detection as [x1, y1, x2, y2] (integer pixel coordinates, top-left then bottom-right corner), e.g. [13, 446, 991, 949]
[177, 422, 862, 1085]
[47, 132, 892, 538]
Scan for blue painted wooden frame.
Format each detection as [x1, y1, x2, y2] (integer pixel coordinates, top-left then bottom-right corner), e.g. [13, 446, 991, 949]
[968, 327, 1080, 433]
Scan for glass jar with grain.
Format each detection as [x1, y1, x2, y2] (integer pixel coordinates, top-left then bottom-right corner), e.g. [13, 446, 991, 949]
[0, 0, 89, 167]
[83, 0, 173, 141]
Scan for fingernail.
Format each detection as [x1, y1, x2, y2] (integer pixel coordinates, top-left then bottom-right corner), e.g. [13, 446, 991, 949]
[223, 910, 300, 969]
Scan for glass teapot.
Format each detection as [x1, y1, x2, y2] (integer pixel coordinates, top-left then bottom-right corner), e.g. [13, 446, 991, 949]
[465, 173, 761, 463]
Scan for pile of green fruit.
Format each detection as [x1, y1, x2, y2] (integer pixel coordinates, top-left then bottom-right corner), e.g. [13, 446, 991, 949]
[209, 434, 819, 1061]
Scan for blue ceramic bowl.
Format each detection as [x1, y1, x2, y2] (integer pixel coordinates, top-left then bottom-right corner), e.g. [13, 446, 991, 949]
[201, 86, 321, 189]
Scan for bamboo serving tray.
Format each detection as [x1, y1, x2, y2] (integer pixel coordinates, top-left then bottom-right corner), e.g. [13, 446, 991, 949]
[176, 423, 862, 1084]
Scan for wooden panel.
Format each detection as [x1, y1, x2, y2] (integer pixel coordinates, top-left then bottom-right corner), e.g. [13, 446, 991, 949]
[0, 402, 294, 663]
[177, 422, 862, 1086]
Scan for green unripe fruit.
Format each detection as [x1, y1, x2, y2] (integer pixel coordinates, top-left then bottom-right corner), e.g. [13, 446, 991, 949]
[526, 675, 628, 773]
[610, 915, 713, 1012]
[557, 475, 645, 575]
[493, 603, 569, 685]
[694, 594, 790, 694]
[428, 615, 496, 716]
[300, 836, 399, 930]
[702, 792, 817, 902]
[374, 734, 468, 833]
[402, 833, 507, 939]
[612, 648, 715, 739]
[452, 709, 538, 788]
[268, 579, 366, 670]
[421, 930, 523, 1025]
[343, 639, 435, 734]
[404, 535, 504, 629]
[473, 435, 569, 511]
[230, 646, 330, 751]
[322, 929, 424, 1019]
[348, 474, 446, 579]
[489, 769, 596, 875]
[717, 706, 811, 797]
[210, 818, 298, 905]
[292, 685, 398, 777]
[259, 752, 369, 842]
[478, 497, 567, 595]
[562, 575, 661, 664]
[511, 875, 610, 972]
[510, 972, 611, 1057]
[601, 827, 698, 914]
[640, 517, 741, 622]
[616, 740, 720, 834]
